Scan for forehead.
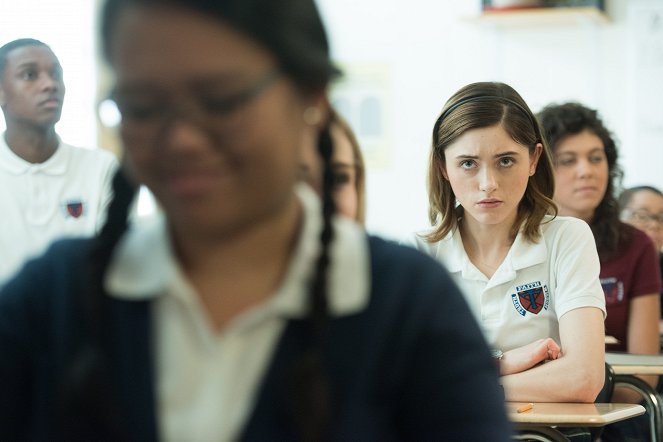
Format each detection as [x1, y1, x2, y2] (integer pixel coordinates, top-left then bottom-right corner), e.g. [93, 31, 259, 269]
[4, 45, 59, 71]
[445, 124, 528, 156]
[629, 190, 663, 210]
[109, 5, 277, 86]
[555, 129, 604, 154]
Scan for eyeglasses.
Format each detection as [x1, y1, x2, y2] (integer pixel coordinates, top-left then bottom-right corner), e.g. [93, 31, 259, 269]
[621, 208, 663, 227]
[110, 70, 281, 140]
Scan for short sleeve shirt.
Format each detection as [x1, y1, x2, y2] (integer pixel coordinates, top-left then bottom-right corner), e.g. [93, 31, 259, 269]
[601, 225, 661, 352]
[407, 216, 606, 351]
[0, 136, 117, 285]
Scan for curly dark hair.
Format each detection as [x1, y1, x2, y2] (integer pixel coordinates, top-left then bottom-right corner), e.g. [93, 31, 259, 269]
[538, 102, 627, 261]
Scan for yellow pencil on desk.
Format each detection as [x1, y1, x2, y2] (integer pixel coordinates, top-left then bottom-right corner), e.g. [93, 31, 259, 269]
[517, 403, 534, 413]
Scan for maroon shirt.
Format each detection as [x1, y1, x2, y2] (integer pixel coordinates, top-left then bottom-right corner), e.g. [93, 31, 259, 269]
[601, 226, 662, 352]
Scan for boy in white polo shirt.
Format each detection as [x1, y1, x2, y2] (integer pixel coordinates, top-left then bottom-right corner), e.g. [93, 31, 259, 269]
[0, 38, 117, 285]
[410, 82, 606, 404]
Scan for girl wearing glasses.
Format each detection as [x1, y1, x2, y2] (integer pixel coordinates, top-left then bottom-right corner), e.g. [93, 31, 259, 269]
[619, 186, 663, 318]
[409, 82, 606, 404]
[0, 0, 509, 440]
[539, 103, 661, 411]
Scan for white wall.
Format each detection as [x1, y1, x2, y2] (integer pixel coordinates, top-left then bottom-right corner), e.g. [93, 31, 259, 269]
[317, 0, 663, 240]
[0, 0, 98, 149]
[3, 0, 662, 240]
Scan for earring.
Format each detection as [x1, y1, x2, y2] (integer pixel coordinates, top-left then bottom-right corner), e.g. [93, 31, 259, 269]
[303, 107, 322, 126]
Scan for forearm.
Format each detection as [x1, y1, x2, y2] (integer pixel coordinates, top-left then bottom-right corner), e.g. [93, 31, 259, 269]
[501, 353, 604, 403]
[501, 307, 605, 403]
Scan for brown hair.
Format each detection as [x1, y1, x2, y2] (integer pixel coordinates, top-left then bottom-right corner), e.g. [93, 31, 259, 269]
[426, 82, 556, 243]
[330, 110, 366, 224]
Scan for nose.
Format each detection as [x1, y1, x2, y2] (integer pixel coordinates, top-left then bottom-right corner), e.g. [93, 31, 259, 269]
[478, 166, 498, 193]
[40, 72, 60, 92]
[159, 112, 212, 154]
[576, 158, 595, 178]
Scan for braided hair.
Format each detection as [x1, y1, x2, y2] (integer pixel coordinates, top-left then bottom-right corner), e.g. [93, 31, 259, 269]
[287, 119, 336, 441]
[63, 168, 137, 438]
[66, 0, 341, 439]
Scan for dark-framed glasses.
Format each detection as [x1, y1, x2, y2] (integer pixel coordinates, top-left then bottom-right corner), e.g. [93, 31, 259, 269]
[621, 208, 663, 227]
[109, 70, 282, 138]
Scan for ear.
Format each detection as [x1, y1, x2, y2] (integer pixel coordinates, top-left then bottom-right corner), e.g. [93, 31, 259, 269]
[529, 143, 543, 176]
[0, 85, 5, 107]
[302, 92, 330, 130]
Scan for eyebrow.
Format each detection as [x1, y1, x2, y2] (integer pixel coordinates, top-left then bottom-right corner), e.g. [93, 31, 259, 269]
[16, 61, 61, 70]
[557, 147, 604, 156]
[114, 73, 247, 95]
[454, 150, 522, 160]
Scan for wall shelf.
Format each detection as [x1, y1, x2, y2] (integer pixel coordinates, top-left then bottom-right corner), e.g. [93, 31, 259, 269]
[467, 6, 610, 27]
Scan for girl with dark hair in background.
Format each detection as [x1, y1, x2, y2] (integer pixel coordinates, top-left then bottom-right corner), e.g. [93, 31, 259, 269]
[539, 102, 661, 440]
[0, 0, 510, 440]
[409, 82, 606, 404]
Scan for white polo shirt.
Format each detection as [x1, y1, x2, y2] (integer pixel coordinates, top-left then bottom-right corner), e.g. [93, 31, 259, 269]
[0, 135, 117, 285]
[105, 184, 370, 442]
[408, 216, 606, 351]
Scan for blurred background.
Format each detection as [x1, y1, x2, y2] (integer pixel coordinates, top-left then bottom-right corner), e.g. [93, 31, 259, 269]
[1, 0, 661, 240]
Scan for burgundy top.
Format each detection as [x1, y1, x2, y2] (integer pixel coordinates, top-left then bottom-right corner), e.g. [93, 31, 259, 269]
[601, 226, 662, 352]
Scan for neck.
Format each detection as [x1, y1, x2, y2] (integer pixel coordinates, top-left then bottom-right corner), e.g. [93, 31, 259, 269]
[4, 122, 59, 163]
[460, 214, 517, 278]
[168, 195, 303, 329]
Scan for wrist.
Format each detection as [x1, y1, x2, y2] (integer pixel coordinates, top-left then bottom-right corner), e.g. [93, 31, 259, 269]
[491, 349, 504, 375]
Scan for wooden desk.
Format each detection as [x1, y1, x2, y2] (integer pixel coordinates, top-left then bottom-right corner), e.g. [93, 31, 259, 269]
[507, 402, 646, 442]
[605, 352, 663, 441]
[507, 402, 645, 426]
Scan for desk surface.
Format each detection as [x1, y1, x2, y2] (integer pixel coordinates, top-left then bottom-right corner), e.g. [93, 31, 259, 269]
[606, 352, 663, 375]
[506, 402, 645, 427]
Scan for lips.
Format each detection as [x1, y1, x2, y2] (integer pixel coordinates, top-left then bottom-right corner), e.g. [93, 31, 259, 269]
[39, 97, 62, 109]
[477, 198, 503, 208]
[163, 169, 222, 198]
[575, 186, 597, 194]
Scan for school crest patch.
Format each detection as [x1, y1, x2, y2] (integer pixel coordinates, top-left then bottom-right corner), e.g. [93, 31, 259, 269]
[600, 277, 624, 304]
[511, 281, 549, 316]
[63, 200, 85, 219]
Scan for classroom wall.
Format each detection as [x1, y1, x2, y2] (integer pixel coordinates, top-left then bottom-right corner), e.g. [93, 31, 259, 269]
[2, 0, 662, 240]
[316, 0, 663, 240]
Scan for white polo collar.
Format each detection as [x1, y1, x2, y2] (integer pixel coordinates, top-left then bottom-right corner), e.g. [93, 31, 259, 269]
[442, 219, 549, 277]
[0, 132, 68, 175]
[104, 184, 370, 318]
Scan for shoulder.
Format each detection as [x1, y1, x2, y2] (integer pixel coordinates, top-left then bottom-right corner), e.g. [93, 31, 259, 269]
[61, 143, 118, 168]
[626, 223, 654, 248]
[0, 238, 92, 308]
[540, 215, 594, 245]
[401, 228, 455, 258]
[617, 222, 658, 260]
[0, 239, 94, 353]
[541, 215, 591, 235]
[369, 235, 447, 276]
[366, 235, 461, 308]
